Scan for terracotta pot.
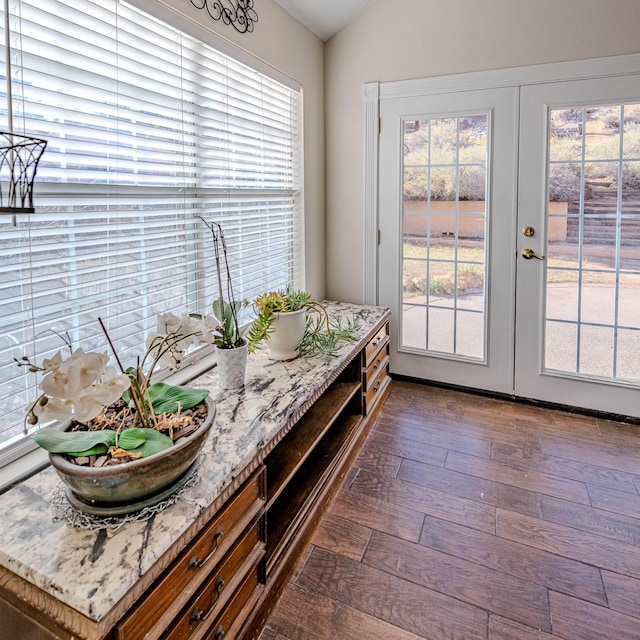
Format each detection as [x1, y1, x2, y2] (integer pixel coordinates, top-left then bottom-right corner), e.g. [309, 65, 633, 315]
[49, 396, 215, 514]
[268, 309, 306, 360]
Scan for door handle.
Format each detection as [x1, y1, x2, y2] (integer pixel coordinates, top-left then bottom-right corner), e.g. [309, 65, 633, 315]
[521, 248, 545, 261]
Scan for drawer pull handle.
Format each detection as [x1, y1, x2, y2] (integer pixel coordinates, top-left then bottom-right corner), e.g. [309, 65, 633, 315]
[373, 357, 381, 369]
[188, 576, 226, 625]
[189, 529, 223, 569]
[215, 627, 226, 640]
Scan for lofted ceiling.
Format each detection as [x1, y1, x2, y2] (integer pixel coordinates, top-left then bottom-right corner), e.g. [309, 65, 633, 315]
[271, 0, 376, 41]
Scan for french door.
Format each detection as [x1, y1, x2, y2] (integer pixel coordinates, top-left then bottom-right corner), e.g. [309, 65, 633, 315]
[516, 75, 640, 416]
[378, 73, 640, 417]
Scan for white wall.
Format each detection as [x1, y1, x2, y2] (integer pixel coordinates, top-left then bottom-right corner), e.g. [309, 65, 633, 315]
[325, 0, 640, 303]
[159, 0, 326, 299]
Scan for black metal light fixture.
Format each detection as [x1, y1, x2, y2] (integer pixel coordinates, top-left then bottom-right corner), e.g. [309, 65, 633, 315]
[190, 0, 258, 34]
[0, 131, 47, 214]
[2, 3, 47, 219]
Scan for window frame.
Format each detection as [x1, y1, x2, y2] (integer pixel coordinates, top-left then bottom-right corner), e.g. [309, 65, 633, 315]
[0, 0, 304, 489]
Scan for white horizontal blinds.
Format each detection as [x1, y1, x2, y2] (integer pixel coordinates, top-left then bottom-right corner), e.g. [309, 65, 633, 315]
[12, 0, 191, 187]
[191, 44, 301, 304]
[0, 198, 199, 445]
[195, 194, 300, 310]
[0, 0, 301, 448]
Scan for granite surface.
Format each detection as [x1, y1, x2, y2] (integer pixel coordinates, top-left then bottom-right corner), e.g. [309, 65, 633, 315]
[0, 302, 389, 624]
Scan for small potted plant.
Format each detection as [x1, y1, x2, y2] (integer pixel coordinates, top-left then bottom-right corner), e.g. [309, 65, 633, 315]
[198, 217, 250, 389]
[247, 285, 360, 360]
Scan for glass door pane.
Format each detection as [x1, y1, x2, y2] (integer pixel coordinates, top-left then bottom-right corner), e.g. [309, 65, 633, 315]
[545, 103, 640, 384]
[401, 115, 488, 360]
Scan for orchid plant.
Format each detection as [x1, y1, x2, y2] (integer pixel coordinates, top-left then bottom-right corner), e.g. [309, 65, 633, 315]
[18, 319, 210, 460]
[198, 217, 249, 349]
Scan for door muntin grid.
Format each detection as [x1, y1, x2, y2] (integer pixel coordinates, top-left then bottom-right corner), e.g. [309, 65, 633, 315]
[545, 102, 640, 384]
[401, 114, 489, 361]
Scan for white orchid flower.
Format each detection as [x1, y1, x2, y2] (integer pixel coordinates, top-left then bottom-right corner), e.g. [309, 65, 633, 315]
[157, 312, 181, 334]
[33, 397, 73, 423]
[71, 391, 107, 424]
[40, 348, 107, 398]
[170, 314, 203, 350]
[147, 335, 183, 368]
[148, 314, 204, 369]
[92, 367, 131, 406]
[197, 315, 219, 344]
[64, 349, 109, 388]
[40, 364, 84, 399]
[41, 350, 63, 372]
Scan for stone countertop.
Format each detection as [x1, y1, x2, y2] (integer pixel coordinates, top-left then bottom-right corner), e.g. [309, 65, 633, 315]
[0, 302, 389, 632]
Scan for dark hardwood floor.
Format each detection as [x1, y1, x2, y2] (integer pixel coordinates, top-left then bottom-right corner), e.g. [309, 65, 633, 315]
[258, 380, 640, 640]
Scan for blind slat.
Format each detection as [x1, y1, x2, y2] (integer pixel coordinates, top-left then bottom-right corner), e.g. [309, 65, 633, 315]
[0, 0, 302, 448]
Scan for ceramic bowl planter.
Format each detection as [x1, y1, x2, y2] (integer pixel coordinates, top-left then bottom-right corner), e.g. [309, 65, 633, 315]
[48, 396, 216, 515]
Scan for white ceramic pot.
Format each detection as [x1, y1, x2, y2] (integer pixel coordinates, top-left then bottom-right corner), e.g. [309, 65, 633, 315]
[215, 341, 248, 389]
[268, 308, 307, 361]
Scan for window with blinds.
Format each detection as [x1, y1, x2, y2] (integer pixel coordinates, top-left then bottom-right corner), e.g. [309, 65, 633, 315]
[0, 0, 302, 451]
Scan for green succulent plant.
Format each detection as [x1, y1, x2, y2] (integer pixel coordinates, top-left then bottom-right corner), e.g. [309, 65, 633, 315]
[247, 285, 361, 357]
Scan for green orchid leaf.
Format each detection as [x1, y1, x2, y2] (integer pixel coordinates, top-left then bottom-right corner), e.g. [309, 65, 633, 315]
[148, 382, 209, 414]
[212, 298, 223, 322]
[32, 428, 116, 454]
[67, 444, 110, 457]
[117, 428, 147, 451]
[128, 428, 174, 457]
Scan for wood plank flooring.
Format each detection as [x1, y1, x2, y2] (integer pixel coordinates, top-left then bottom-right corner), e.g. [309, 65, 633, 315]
[259, 380, 640, 640]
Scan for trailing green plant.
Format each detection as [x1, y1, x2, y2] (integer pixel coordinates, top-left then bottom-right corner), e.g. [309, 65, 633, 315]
[247, 285, 360, 356]
[298, 315, 361, 358]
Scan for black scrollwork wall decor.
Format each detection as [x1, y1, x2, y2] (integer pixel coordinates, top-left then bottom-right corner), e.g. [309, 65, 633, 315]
[190, 0, 258, 34]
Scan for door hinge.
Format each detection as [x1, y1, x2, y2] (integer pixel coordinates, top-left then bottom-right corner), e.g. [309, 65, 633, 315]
[377, 229, 381, 245]
[378, 117, 381, 134]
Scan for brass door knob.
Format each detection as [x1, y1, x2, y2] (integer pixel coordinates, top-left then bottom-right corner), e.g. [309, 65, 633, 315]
[521, 248, 546, 260]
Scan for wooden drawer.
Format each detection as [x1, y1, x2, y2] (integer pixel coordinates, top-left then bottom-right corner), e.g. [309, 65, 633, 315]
[363, 360, 390, 416]
[364, 323, 389, 368]
[116, 467, 265, 640]
[363, 348, 389, 390]
[164, 520, 263, 640]
[201, 560, 262, 640]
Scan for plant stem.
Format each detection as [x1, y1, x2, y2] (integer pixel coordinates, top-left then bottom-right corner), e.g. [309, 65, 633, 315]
[98, 317, 148, 429]
[198, 216, 242, 348]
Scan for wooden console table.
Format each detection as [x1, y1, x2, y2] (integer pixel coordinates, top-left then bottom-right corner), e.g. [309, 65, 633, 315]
[0, 303, 391, 640]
